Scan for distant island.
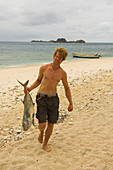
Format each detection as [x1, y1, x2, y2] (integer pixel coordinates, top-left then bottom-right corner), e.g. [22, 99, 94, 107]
[31, 38, 85, 43]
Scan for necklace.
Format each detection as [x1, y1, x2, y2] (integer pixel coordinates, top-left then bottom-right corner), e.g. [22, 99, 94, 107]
[51, 63, 60, 71]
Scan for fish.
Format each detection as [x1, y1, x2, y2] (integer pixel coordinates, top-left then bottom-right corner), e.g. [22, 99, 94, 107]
[17, 80, 34, 131]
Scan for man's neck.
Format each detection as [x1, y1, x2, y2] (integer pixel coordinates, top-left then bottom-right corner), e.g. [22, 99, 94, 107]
[51, 63, 60, 71]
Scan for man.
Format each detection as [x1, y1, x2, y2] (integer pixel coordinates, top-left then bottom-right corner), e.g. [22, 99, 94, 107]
[25, 47, 73, 152]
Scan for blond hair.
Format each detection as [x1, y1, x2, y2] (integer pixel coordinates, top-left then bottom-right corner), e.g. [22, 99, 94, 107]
[53, 47, 68, 61]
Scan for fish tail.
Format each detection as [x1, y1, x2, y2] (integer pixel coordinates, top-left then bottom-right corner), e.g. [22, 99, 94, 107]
[17, 80, 29, 89]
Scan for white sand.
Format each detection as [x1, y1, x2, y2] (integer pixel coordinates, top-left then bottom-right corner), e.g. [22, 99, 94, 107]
[0, 58, 113, 169]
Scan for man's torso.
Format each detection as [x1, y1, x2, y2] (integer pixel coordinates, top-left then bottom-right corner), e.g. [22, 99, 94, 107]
[38, 64, 63, 94]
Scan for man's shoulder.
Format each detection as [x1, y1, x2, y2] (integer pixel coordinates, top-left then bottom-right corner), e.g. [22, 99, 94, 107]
[40, 63, 50, 69]
[60, 67, 66, 74]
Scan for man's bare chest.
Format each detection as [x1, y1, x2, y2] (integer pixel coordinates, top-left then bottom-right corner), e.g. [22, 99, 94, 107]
[43, 68, 62, 82]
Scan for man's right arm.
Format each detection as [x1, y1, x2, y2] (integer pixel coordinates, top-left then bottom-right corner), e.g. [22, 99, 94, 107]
[62, 70, 73, 112]
[24, 66, 44, 94]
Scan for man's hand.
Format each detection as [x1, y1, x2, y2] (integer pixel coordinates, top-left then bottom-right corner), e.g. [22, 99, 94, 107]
[68, 104, 73, 112]
[24, 87, 31, 94]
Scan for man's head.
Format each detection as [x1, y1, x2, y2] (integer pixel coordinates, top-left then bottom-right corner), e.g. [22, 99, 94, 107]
[53, 47, 68, 61]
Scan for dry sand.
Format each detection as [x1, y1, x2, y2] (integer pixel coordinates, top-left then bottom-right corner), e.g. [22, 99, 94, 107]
[0, 58, 113, 170]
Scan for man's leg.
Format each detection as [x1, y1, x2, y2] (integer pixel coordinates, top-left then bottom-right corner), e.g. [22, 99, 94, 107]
[43, 122, 54, 152]
[38, 122, 46, 143]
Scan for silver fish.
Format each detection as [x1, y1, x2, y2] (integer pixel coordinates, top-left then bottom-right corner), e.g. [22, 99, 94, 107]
[17, 80, 34, 131]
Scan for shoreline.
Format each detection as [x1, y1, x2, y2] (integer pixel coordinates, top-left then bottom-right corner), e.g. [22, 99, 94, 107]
[0, 58, 113, 169]
[0, 63, 42, 70]
[0, 57, 113, 70]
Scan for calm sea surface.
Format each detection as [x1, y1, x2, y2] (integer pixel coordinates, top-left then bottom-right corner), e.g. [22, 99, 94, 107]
[0, 41, 113, 68]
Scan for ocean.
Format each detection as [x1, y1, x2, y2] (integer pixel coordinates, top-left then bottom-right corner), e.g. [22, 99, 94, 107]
[0, 41, 113, 68]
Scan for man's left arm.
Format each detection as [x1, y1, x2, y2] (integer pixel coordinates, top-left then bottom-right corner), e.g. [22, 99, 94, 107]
[62, 71, 73, 112]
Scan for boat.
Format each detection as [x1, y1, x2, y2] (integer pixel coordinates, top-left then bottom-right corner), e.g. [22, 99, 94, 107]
[72, 53, 101, 59]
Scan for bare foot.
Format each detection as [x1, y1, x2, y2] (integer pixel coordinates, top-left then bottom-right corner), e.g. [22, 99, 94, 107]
[38, 133, 43, 144]
[43, 145, 51, 152]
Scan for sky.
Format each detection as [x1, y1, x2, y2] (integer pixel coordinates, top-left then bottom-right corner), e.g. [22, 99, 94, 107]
[0, 0, 113, 42]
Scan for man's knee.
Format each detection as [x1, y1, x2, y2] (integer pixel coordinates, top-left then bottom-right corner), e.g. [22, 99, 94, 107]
[48, 122, 54, 128]
[39, 122, 46, 131]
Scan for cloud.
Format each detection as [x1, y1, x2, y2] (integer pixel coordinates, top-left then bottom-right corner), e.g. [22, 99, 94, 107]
[99, 22, 113, 33]
[0, 0, 113, 42]
[22, 11, 64, 26]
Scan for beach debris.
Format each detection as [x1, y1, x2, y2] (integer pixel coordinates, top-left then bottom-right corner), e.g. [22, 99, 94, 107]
[15, 97, 20, 101]
[81, 148, 91, 156]
[17, 117, 21, 120]
[16, 129, 22, 134]
[17, 80, 34, 131]
[57, 110, 68, 123]
[0, 125, 36, 148]
[68, 122, 74, 125]
[55, 131, 60, 134]
[70, 118, 73, 121]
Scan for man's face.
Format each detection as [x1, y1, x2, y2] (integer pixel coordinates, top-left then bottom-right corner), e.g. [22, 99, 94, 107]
[54, 52, 63, 64]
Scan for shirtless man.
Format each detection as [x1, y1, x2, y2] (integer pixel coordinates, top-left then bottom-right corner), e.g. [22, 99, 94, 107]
[25, 47, 73, 152]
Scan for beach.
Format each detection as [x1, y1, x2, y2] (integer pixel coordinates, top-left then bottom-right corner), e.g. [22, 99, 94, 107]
[0, 58, 113, 169]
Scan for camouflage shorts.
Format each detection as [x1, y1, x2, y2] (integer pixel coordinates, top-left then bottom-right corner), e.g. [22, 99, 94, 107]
[36, 93, 59, 124]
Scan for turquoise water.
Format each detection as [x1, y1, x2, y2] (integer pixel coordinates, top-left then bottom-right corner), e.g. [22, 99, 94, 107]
[0, 41, 113, 68]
